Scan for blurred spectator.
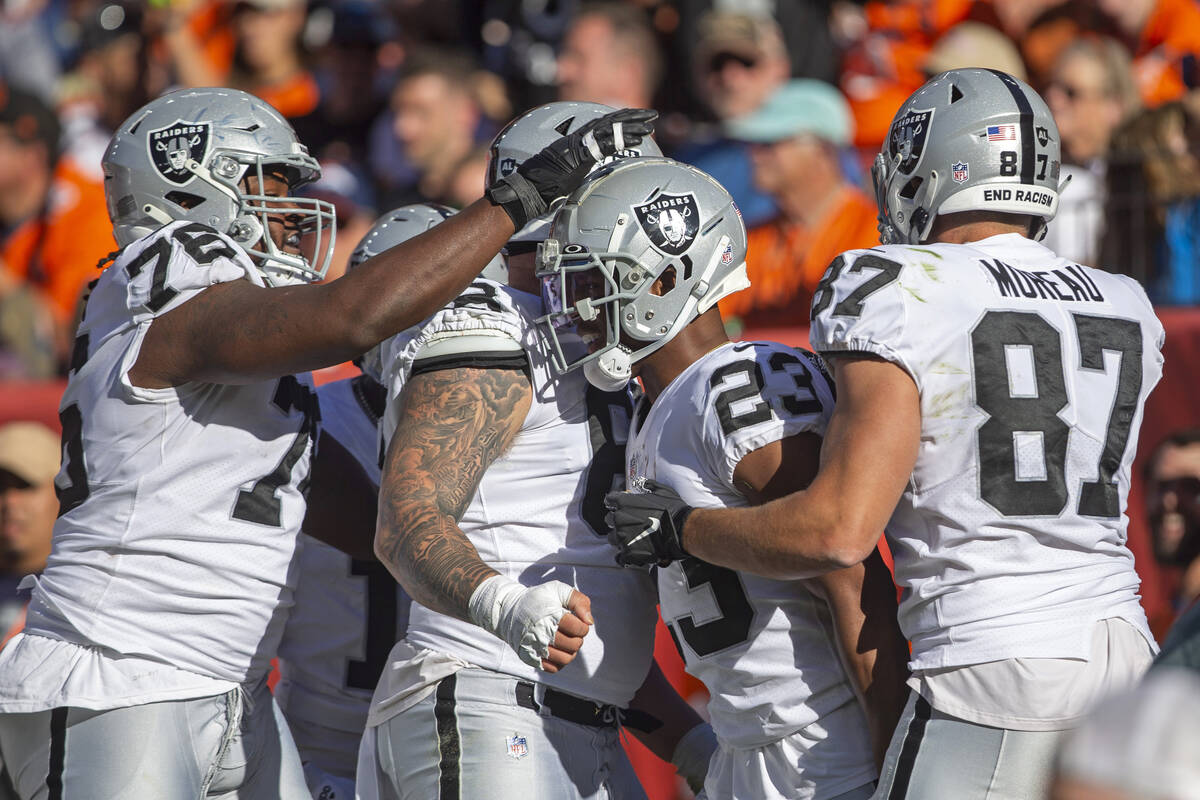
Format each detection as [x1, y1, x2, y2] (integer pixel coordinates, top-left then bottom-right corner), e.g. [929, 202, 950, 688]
[0, 0, 61, 102]
[719, 79, 878, 331]
[1097, 0, 1200, 108]
[1050, 667, 1200, 800]
[291, 1, 391, 165]
[0, 421, 59, 646]
[672, 11, 791, 228]
[922, 21, 1028, 81]
[445, 145, 491, 210]
[1144, 429, 1200, 614]
[1102, 97, 1200, 303]
[374, 49, 492, 207]
[229, 0, 319, 118]
[1154, 598, 1200, 672]
[836, 0, 973, 151]
[0, 83, 116, 371]
[1044, 37, 1141, 266]
[556, 2, 661, 109]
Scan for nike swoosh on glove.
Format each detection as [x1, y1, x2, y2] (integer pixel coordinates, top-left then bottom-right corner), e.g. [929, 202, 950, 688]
[604, 479, 693, 569]
[485, 107, 658, 230]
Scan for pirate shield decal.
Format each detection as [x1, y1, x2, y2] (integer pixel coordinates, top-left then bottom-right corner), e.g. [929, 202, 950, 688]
[634, 192, 698, 256]
[889, 108, 933, 175]
[148, 120, 211, 186]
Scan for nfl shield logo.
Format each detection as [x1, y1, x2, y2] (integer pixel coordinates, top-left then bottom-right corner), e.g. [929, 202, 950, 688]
[148, 120, 211, 186]
[952, 161, 969, 183]
[505, 734, 529, 760]
[634, 192, 699, 256]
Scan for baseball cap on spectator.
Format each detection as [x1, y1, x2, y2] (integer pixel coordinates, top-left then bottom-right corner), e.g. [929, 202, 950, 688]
[725, 79, 854, 146]
[0, 84, 61, 159]
[923, 22, 1028, 82]
[694, 11, 782, 75]
[0, 422, 61, 487]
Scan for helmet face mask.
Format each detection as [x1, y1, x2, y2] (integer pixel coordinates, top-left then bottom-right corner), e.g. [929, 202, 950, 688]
[536, 158, 748, 390]
[873, 69, 1068, 245]
[104, 88, 336, 286]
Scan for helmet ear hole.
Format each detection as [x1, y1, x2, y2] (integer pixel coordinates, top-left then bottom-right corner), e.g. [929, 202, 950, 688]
[165, 191, 204, 210]
[899, 177, 924, 200]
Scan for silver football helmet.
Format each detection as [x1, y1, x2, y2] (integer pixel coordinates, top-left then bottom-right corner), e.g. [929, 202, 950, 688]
[536, 157, 748, 390]
[873, 68, 1068, 244]
[347, 203, 505, 380]
[103, 87, 336, 286]
[486, 101, 662, 244]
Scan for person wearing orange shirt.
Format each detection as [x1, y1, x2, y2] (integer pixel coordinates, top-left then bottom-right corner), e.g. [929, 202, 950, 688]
[1098, 0, 1200, 107]
[720, 80, 880, 332]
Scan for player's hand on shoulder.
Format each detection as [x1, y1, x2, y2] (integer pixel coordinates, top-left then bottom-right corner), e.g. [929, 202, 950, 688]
[604, 480, 694, 569]
[467, 575, 593, 672]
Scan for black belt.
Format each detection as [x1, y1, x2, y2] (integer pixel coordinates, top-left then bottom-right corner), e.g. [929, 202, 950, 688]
[514, 681, 662, 733]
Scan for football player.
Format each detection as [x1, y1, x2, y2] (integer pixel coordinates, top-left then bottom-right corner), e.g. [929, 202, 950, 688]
[0, 87, 653, 799]
[607, 69, 1165, 798]
[275, 204, 501, 799]
[358, 103, 716, 800]
[537, 157, 909, 800]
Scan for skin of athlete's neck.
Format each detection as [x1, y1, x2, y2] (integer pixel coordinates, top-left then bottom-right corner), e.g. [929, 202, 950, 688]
[634, 303, 730, 403]
[926, 211, 1032, 244]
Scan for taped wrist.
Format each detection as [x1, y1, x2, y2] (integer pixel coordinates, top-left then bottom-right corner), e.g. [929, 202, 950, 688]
[468, 574, 573, 669]
[485, 172, 547, 231]
[671, 722, 718, 794]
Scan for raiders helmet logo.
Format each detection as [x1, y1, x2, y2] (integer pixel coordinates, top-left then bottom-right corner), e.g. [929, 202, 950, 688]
[889, 109, 933, 175]
[634, 192, 698, 256]
[148, 120, 211, 185]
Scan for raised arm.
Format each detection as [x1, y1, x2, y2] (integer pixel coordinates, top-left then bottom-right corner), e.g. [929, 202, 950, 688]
[130, 108, 657, 388]
[609, 355, 920, 578]
[374, 365, 591, 673]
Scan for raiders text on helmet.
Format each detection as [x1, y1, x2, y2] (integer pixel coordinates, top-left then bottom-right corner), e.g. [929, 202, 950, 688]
[103, 87, 336, 286]
[536, 158, 748, 390]
[486, 101, 662, 243]
[873, 68, 1069, 244]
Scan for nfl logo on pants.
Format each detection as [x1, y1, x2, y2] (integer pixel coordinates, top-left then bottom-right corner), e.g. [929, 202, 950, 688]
[506, 734, 529, 760]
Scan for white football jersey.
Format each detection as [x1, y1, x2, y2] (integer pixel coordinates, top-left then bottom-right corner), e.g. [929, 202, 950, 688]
[809, 233, 1165, 671]
[275, 375, 409, 749]
[374, 279, 658, 708]
[24, 221, 318, 687]
[627, 342, 873, 777]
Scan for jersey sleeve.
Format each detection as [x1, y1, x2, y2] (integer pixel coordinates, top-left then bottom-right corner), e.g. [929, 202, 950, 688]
[122, 221, 259, 321]
[808, 247, 921, 387]
[700, 343, 836, 491]
[377, 279, 529, 447]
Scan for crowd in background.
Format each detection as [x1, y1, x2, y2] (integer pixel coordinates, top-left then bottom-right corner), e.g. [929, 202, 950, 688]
[1, 0, 1199, 377]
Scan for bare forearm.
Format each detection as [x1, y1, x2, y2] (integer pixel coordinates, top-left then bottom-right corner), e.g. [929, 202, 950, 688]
[375, 505, 497, 621]
[145, 200, 514, 386]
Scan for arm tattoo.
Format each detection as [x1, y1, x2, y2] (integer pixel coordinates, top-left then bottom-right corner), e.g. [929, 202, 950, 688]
[376, 365, 531, 620]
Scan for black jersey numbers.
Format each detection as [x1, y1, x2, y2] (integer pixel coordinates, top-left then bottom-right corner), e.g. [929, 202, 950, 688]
[345, 558, 401, 691]
[711, 351, 824, 437]
[812, 254, 903, 319]
[969, 311, 1142, 519]
[126, 224, 239, 313]
[56, 403, 89, 517]
[669, 557, 754, 657]
[581, 385, 634, 536]
[232, 375, 320, 527]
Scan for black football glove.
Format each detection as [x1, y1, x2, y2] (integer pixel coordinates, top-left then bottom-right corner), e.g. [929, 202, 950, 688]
[485, 107, 658, 230]
[604, 480, 694, 569]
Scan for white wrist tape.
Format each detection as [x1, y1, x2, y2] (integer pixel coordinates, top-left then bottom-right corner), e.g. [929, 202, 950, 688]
[468, 575, 575, 670]
[671, 722, 718, 795]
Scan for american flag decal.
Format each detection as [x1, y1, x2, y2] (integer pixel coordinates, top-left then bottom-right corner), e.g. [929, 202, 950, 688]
[986, 124, 1017, 142]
